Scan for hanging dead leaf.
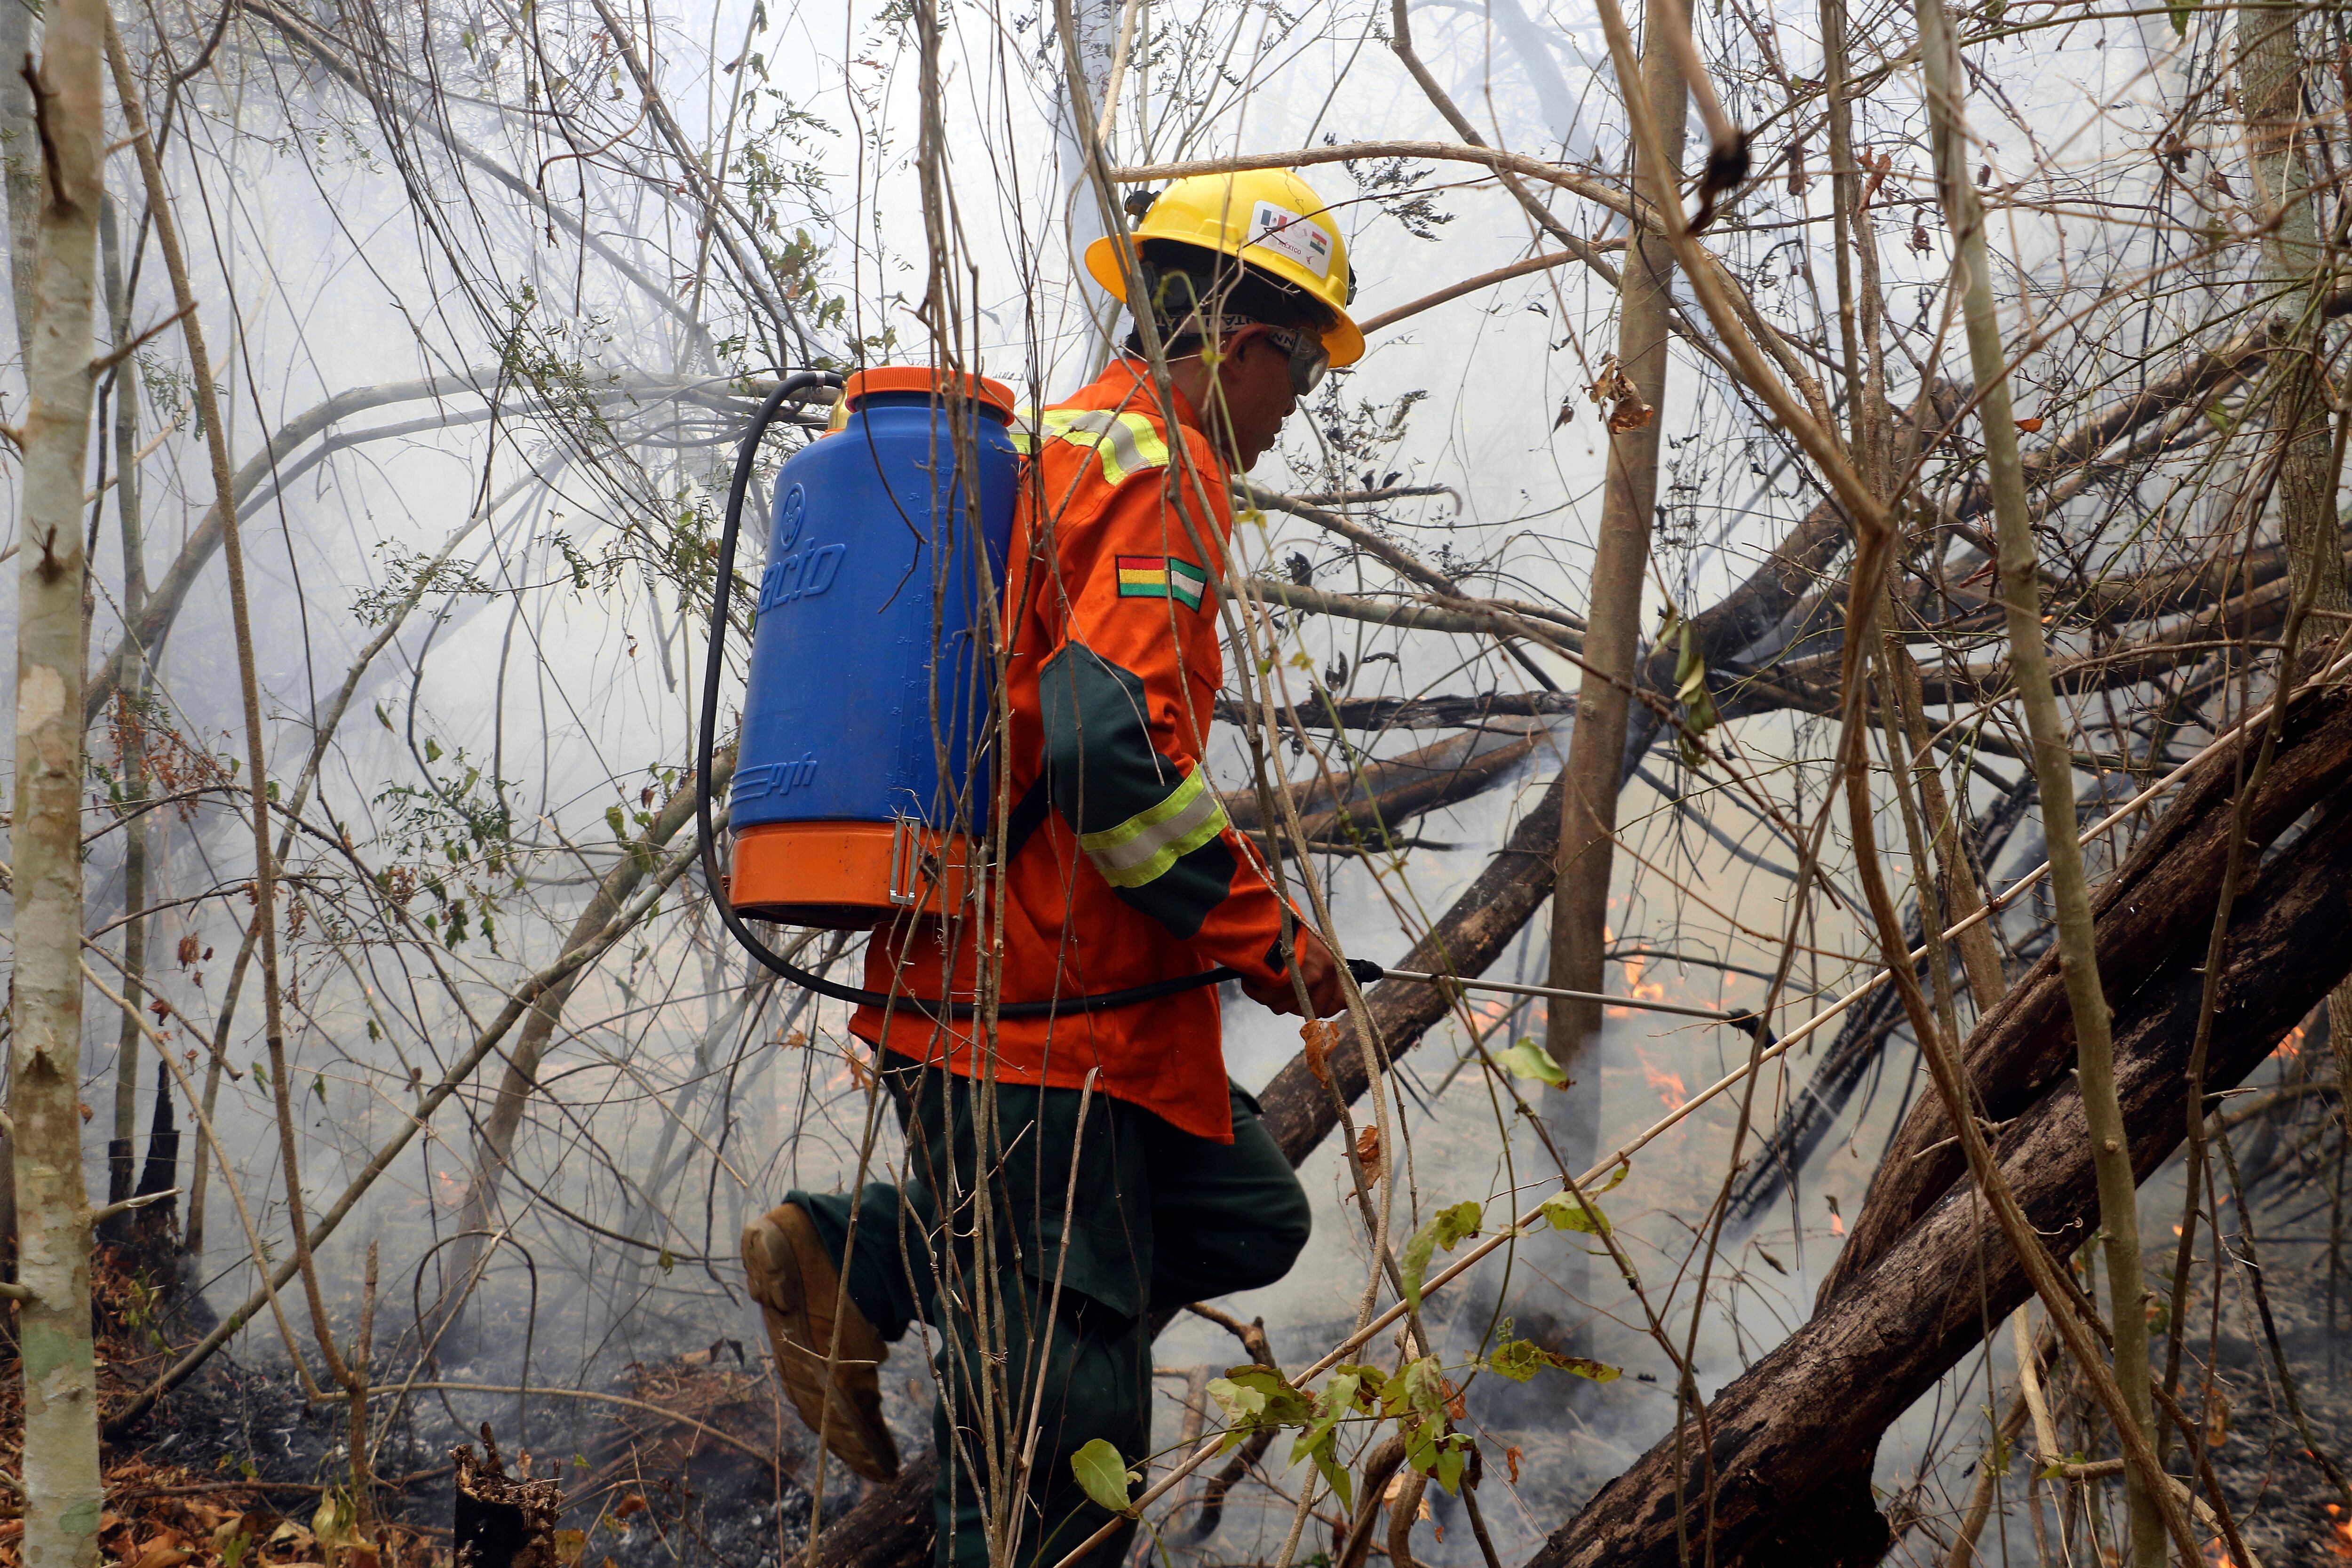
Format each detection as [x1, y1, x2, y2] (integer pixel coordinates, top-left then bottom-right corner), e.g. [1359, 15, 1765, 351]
[1588, 356, 1654, 433]
[1505, 1445, 1523, 1485]
[612, 1496, 648, 1520]
[1352, 1123, 1383, 1186]
[176, 934, 200, 967]
[1552, 394, 1576, 430]
[2205, 1386, 2231, 1445]
[1301, 1019, 1336, 1086]
[2015, 416, 2044, 433]
[1859, 150, 1893, 207]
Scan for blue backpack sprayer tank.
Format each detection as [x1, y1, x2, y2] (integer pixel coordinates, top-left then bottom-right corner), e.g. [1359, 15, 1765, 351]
[691, 369, 1740, 1031]
[696, 366, 1319, 1016]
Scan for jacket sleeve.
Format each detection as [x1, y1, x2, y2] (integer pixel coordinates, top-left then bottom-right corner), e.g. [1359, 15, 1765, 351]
[1034, 453, 1301, 986]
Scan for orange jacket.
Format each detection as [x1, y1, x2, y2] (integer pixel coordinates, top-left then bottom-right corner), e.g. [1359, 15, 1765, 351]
[849, 359, 1303, 1142]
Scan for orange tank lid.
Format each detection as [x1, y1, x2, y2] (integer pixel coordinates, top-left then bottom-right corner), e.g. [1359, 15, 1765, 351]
[842, 366, 1017, 424]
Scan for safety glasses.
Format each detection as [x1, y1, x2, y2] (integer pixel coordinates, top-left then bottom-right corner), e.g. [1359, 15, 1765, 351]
[1255, 325, 1331, 398]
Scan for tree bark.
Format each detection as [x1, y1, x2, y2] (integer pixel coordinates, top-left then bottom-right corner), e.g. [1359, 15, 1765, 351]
[0, 0, 40, 359]
[1524, 679, 2352, 1568]
[98, 191, 152, 1231]
[11, 4, 109, 1568]
[1545, 4, 1686, 1166]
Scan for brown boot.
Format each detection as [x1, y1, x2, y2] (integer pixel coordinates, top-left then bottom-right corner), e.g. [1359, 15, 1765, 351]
[743, 1202, 900, 1483]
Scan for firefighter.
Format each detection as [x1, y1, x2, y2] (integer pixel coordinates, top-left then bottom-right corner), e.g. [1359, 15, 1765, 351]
[742, 167, 1362, 1566]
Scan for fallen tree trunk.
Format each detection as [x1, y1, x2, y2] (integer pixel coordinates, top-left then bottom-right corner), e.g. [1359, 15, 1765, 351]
[1524, 678, 2352, 1568]
[1830, 677, 2352, 1299]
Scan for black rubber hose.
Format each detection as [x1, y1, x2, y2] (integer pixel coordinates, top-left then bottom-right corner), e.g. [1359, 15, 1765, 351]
[693, 374, 1375, 1017]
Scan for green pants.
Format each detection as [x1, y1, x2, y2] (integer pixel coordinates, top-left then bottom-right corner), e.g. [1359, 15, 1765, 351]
[791, 1060, 1311, 1568]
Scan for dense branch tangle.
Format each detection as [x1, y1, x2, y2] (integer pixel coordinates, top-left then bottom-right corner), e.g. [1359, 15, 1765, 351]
[24, 6, 2352, 1568]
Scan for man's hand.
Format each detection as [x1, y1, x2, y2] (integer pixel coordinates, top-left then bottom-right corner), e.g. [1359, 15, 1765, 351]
[1240, 928, 1348, 1018]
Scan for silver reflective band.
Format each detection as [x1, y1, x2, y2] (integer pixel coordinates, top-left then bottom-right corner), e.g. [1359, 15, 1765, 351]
[1078, 767, 1230, 889]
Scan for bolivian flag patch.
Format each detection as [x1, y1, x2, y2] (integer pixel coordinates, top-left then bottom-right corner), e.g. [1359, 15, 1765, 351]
[1116, 555, 1208, 610]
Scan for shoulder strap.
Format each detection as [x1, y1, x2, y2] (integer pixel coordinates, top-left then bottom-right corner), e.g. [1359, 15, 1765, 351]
[999, 774, 1054, 865]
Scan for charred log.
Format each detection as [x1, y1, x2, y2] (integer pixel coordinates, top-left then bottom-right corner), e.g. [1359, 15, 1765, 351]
[453, 1427, 561, 1568]
[1829, 677, 2352, 1301]
[1523, 679, 2352, 1568]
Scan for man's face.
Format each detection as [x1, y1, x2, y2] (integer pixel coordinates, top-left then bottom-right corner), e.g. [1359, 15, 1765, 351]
[1211, 326, 1303, 470]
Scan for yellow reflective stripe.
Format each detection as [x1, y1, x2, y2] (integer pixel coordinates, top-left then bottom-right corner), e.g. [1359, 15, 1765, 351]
[1037, 408, 1170, 485]
[1078, 766, 1228, 889]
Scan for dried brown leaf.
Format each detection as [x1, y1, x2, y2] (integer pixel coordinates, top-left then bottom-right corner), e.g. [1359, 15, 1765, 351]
[1301, 1019, 1336, 1086]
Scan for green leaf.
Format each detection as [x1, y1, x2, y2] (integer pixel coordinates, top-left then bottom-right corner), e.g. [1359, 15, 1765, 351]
[1403, 1416, 1444, 1475]
[1498, 1038, 1567, 1088]
[1288, 1372, 1360, 1473]
[1671, 617, 1719, 771]
[1434, 1438, 1468, 1496]
[1310, 1438, 1354, 1514]
[1400, 1201, 1483, 1313]
[1537, 1191, 1611, 1236]
[657, 1247, 675, 1274]
[312, 1074, 327, 1103]
[1384, 1356, 1450, 1429]
[374, 702, 393, 731]
[606, 804, 629, 843]
[1334, 1362, 1388, 1407]
[424, 737, 444, 764]
[1485, 1338, 1549, 1383]
[1220, 1366, 1313, 1425]
[1484, 1337, 1623, 1384]
[1071, 1438, 1139, 1516]
[2165, 0, 2187, 35]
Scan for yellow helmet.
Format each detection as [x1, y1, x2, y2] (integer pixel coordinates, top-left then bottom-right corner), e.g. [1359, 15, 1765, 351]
[1085, 168, 1365, 368]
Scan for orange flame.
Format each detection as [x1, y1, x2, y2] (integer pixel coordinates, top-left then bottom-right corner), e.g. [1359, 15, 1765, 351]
[1637, 1048, 1688, 1113]
[2328, 1502, 2352, 1559]
[2273, 1023, 2306, 1060]
[1608, 950, 1669, 1018]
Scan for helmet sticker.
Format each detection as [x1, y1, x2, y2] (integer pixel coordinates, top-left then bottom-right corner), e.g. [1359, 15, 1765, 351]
[1247, 200, 1334, 280]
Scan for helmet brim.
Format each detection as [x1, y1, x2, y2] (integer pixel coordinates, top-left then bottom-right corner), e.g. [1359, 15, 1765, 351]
[1083, 233, 1366, 368]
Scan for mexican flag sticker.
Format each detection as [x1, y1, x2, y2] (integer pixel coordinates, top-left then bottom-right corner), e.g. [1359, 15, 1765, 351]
[1117, 555, 1208, 609]
[1248, 200, 1334, 279]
